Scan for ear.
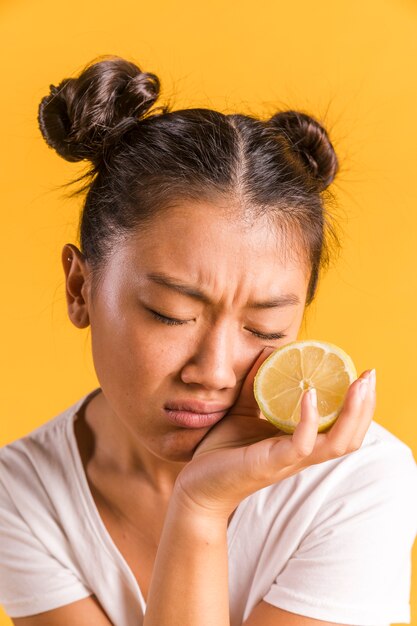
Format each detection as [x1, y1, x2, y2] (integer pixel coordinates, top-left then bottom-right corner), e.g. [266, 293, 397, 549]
[62, 244, 91, 329]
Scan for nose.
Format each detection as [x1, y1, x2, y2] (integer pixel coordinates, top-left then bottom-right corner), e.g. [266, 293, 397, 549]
[180, 320, 238, 391]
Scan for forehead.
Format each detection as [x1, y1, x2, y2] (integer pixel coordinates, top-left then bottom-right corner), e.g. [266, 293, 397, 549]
[114, 201, 309, 294]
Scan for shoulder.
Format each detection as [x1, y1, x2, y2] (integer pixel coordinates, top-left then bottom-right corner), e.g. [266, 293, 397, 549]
[0, 393, 99, 619]
[291, 418, 417, 494]
[0, 389, 99, 468]
[329, 418, 417, 498]
[240, 419, 417, 538]
[0, 389, 98, 516]
[0, 404, 69, 493]
[240, 421, 417, 626]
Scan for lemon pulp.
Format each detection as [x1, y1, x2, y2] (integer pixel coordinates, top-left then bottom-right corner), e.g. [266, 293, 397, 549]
[253, 340, 357, 434]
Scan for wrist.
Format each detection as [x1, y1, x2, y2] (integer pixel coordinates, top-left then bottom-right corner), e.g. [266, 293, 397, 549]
[170, 484, 230, 535]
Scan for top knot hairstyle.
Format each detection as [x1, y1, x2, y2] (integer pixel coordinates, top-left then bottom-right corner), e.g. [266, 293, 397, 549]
[38, 55, 341, 305]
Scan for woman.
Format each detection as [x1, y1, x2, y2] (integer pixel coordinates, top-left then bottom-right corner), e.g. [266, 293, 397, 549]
[1, 56, 416, 626]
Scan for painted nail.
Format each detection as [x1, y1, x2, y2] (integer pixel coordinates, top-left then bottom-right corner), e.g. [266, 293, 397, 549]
[309, 387, 317, 409]
[359, 379, 369, 400]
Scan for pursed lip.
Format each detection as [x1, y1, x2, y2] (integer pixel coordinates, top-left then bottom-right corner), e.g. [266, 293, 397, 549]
[164, 400, 232, 414]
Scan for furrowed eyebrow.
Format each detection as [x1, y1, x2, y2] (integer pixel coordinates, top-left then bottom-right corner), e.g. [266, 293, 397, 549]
[146, 272, 300, 309]
[147, 273, 212, 303]
[248, 293, 300, 309]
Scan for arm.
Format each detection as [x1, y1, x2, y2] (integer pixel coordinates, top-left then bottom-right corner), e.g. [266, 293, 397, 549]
[9, 354, 376, 626]
[243, 602, 353, 625]
[143, 495, 229, 626]
[143, 492, 351, 626]
[11, 596, 113, 625]
[8, 509, 346, 626]
[140, 351, 376, 626]
[0, 472, 113, 626]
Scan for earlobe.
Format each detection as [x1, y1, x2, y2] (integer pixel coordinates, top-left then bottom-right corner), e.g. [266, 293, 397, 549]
[62, 244, 90, 329]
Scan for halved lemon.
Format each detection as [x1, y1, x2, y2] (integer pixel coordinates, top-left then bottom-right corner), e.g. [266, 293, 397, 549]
[253, 340, 357, 434]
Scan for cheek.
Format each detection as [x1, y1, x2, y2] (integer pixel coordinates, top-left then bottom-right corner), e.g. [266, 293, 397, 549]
[91, 296, 189, 384]
[107, 315, 192, 382]
[138, 332, 190, 378]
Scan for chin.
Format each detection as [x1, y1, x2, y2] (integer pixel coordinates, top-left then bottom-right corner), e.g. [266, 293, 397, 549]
[153, 429, 208, 463]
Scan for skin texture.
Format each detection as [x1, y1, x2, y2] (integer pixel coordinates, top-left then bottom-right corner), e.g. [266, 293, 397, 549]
[12, 200, 376, 626]
[63, 202, 310, 492]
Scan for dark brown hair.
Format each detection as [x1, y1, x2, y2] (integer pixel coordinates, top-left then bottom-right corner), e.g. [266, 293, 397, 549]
[38, 55, 341, 305]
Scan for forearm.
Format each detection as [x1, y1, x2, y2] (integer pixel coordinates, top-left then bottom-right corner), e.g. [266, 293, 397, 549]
[143, 492, 230, 626]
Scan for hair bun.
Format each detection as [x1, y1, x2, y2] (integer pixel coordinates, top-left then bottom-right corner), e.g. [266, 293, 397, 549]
[268, 110, 338, 191]
[38, 56, 161, 165]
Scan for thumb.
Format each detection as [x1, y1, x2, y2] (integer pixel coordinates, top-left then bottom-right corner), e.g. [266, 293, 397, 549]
[230, 347, 276, 417]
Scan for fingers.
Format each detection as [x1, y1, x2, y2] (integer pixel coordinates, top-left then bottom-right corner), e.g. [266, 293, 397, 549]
[313, 369, 376, 461]
[290, 389, 319, 457]
[271, 389, 319, 466]
[278, 369, 376, 467]
[345, 369, 376, 448]
[230, 347, 276, 417]
[254, 368, 377, 485]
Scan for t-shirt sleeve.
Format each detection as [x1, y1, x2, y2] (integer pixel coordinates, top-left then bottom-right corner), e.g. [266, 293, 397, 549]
[262, 444, 417, 626]
[0, 474, 93, 618]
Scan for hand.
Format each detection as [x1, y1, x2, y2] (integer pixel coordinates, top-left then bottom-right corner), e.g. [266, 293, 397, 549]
[174, 348, 376, 520]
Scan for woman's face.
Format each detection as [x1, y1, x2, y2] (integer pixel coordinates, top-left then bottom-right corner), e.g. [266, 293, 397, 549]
[68, 202, 310, 465]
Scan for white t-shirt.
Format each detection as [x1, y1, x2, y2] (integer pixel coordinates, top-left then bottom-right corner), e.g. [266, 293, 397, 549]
[1, 388, 417, 626]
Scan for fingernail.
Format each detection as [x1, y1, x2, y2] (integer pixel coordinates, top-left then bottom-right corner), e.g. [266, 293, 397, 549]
[359, 379, 369, 400]
[369, 368, 376, 391]
[309, 387, 317, 408]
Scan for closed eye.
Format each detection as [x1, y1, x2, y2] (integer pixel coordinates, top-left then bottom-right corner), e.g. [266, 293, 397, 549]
[148, 310, 189, 326]
[148, 309, 287, 340]
[245, 328, 286, 340]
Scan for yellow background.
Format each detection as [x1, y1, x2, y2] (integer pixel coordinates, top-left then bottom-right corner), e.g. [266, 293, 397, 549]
[1, 0, 416, 624]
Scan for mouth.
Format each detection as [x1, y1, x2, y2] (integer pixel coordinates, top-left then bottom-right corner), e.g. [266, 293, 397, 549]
[164, 400, 232, 429]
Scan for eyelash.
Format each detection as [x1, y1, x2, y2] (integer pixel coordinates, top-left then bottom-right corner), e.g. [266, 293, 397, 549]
[148, 310, 286, 341]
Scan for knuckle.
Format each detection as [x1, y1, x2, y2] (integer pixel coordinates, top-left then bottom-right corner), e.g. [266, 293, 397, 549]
[292, 444, 313, 459]
[329, 442, 348, 458]
[346, 441, 361, 453]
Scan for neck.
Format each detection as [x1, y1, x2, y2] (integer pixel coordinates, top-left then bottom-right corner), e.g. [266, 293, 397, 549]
[75, 389, 187, 496]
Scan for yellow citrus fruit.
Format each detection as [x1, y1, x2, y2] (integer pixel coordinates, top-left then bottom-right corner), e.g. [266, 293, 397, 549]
[253, 340, 357, 434]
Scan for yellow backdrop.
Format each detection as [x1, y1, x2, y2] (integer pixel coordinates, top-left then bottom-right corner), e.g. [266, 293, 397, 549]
[1, 0, 416, 624]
